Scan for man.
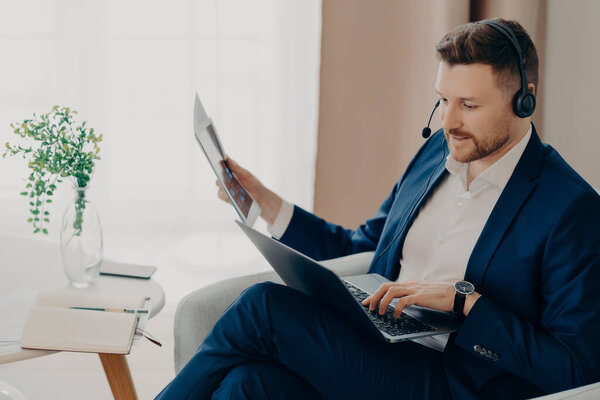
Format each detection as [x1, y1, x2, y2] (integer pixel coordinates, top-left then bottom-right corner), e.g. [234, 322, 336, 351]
[156, 18, 600, 399]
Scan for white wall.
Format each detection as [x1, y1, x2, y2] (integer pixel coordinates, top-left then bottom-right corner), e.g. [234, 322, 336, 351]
[544, 0, 600, 189]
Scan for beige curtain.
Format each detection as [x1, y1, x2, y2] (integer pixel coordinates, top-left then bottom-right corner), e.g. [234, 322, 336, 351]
[313, 0, 546, 227]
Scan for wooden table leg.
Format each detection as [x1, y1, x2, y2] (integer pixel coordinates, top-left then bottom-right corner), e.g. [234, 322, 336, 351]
[99, 353, 138, 400]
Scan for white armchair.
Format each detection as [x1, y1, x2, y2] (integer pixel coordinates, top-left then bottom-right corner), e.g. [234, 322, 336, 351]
[173, 251, 374, 372]
[172, 251, 600, 399]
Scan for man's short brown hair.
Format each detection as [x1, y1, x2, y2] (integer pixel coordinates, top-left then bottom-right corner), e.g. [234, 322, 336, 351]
[435, 18, 538, 98]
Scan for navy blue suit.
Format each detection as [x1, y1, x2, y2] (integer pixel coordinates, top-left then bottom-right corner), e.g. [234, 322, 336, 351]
[157, 125, 600, 399]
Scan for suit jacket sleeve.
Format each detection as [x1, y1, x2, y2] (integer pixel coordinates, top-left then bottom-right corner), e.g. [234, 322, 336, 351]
[454, 189, 600, 393]
[276, 182, 400, 261]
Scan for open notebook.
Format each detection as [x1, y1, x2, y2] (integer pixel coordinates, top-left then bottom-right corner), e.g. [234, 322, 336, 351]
[21, 290, 147, 354]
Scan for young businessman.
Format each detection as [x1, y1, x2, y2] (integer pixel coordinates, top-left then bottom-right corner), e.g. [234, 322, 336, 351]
[156, 19, 600, 399]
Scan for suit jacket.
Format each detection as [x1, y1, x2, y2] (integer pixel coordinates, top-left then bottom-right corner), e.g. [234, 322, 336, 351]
[278, 125, 600, 399]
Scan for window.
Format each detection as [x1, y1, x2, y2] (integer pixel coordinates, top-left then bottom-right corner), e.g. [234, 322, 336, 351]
[0, 0, 321, 300]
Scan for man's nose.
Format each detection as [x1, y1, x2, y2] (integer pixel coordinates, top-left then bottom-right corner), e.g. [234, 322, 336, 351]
[441, 103, 462, 132]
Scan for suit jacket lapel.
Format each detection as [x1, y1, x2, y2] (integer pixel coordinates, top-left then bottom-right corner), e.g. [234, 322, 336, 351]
[464, 125, 546, 287]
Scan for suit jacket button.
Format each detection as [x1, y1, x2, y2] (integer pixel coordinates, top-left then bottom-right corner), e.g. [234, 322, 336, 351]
[492, 354, 500, 362]
[473, 345, 481, 352]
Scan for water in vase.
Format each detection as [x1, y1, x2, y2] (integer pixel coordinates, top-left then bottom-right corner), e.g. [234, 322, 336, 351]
[60, 186, 103, 288]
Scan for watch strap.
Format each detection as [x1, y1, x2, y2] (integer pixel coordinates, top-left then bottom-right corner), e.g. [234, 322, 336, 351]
[454, 291, 466, 314]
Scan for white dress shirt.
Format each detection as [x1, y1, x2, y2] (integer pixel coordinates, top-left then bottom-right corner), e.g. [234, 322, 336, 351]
[268, 125, 532, 352]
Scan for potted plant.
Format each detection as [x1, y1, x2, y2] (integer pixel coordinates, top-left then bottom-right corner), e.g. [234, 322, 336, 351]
[4, 105, 104, 287]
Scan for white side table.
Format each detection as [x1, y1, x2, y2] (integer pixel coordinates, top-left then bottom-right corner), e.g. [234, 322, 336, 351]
[0, 234, 165, 400]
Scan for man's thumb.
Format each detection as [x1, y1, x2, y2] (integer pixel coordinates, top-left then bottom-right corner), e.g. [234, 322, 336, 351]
[226, 158, 245, 175]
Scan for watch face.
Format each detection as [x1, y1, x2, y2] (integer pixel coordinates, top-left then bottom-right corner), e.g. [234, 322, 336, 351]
[455, 281, 475, 295]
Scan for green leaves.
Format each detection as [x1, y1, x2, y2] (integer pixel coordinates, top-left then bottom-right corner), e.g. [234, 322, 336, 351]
[3, 105, 102, 235]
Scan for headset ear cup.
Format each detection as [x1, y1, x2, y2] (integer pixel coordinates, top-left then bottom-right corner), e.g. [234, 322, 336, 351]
[514, 90, 536, 118]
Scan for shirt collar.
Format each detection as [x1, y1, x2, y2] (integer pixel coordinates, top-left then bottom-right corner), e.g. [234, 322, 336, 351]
[445, 123, 532, 191]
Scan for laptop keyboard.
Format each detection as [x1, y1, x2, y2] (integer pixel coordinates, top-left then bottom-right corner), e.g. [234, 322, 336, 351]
[343, 281, 434, 337]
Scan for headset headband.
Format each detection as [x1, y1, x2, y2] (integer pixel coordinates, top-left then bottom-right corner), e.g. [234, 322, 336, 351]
[481, 20, 535, 117]
[483, 21, 529, 93]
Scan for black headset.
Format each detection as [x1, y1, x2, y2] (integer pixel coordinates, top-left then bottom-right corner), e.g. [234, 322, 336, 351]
[483, 20, 536, 118]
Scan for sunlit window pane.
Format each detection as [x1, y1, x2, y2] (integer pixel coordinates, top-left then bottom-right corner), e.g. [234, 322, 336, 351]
[107, 41, 192, 199]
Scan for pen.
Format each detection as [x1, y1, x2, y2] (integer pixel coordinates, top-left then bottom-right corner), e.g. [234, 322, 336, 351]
[70, 306, 149, 314]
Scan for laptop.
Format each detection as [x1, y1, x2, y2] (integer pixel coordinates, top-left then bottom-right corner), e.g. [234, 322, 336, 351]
[236, 220, 461, 343]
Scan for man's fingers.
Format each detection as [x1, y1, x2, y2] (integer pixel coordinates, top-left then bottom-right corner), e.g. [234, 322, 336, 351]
[394, 295, 419, 318]
[226, 157, 250, 179]
[368, 284, 391, 311]
[378, 287, 412, 315]
[368, 283, 401, 312]
[217, 191, 230, 203]
[364, 281, 455, 316]
[226, 157, 238, 168]
[216, 180, 230, 203]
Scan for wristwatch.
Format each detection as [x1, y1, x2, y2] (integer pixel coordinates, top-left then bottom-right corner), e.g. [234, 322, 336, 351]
[454, 281, 475, 314]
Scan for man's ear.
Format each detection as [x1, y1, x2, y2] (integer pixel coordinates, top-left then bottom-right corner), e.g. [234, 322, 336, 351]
[528, 82, 536, 95]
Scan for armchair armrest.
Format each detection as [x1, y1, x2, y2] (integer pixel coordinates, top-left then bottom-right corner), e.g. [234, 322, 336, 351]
[530, 382, 600, 399]
[173, 251, 374, 372]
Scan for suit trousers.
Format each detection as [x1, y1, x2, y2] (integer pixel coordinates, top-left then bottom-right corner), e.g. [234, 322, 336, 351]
[155, 282, 452, 399]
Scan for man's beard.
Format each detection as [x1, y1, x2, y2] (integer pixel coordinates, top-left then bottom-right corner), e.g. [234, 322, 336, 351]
[444, 118, 512, 163]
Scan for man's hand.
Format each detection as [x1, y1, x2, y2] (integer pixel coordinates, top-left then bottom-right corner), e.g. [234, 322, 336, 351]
[216, 157, 283, 225]
[361, 280, 481, 317]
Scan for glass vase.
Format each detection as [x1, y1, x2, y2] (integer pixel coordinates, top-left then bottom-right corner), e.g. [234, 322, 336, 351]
[60, 185, 103, 288]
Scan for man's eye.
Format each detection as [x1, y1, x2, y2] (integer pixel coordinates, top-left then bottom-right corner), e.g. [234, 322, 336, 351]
[464, 104, 477, 110]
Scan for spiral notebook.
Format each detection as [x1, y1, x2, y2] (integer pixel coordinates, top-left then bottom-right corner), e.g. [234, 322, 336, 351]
[21, 290, 146, 354]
